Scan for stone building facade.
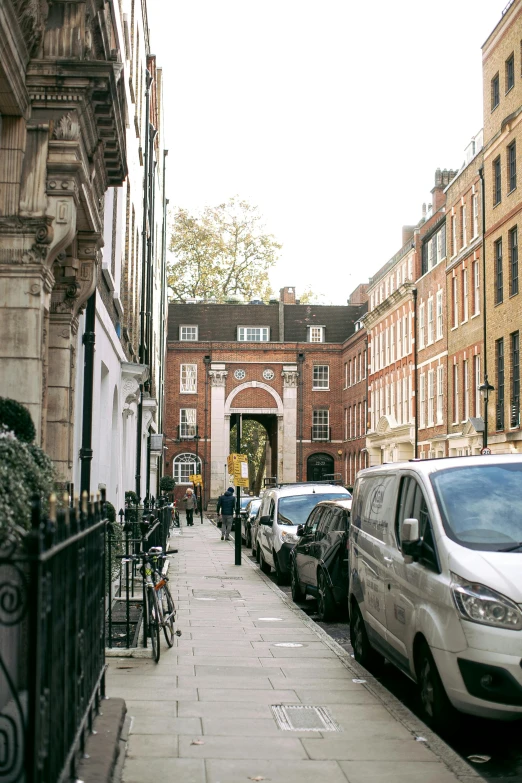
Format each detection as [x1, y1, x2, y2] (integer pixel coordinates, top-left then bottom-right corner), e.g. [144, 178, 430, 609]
[0, 1, 167, 507]
[342, 314, 368, 487]
[164, 288, 367, 504]
[482, 0, 522, 454]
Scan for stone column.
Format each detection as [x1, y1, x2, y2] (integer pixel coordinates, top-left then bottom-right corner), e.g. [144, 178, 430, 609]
[282, 366, 299, 482]
[209, 367, 228, 498]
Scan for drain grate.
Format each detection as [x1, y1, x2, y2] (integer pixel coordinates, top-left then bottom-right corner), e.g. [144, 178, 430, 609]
[192, 589, 241, 598]
[271, 705, 341, 732]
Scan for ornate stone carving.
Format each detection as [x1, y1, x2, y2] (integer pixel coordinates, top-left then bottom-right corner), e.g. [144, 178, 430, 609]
[282, 370, 299, 388]
[209, 370, 228, 387]
[53, 113, 80, 141]
[13, 0, 44, 56]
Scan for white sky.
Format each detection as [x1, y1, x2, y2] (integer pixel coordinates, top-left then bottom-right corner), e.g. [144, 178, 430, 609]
[147, 0, 508, 304]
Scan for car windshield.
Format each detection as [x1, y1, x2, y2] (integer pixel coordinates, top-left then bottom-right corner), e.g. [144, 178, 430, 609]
[431, 463, 522, 551]
[278, 493, 349, 526]
[240, 496, 256, 510]
[248, 500, 261, 514]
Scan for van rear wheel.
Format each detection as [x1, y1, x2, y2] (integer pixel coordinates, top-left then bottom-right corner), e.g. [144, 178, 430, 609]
[416, 642, 456, 730]
[350, 602, 384, 672]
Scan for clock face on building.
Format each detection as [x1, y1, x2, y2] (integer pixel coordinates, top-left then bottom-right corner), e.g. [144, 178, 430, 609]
[263, 368, 275, 381]
[234, 369, 246, 380]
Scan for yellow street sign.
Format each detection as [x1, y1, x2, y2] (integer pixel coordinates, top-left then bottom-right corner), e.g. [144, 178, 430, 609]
[227, 453, 249, 488]
[190, 474, 203, 486]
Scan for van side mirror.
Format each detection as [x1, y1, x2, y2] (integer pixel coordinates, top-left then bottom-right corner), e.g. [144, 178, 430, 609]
[401, 518, 420, 563]
[296, 524, 304, 537]
[260, 515, 273, 527]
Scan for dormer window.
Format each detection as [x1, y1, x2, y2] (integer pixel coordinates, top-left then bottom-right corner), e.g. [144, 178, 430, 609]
[237, 326, 269, 342]
[180, 325, 198, 341]
[308, 326, 325, 343]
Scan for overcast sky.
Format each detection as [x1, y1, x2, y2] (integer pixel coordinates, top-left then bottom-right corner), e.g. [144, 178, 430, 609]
[147, 0, 508, 304]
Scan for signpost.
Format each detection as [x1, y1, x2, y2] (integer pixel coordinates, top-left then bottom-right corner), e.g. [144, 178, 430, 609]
[229, 414, 249, 565]
[480, 447, 492, 456]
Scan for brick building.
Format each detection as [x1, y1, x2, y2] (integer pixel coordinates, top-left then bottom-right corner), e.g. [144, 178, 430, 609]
[416, 169, 457, 458]
[342, 313, 368, 487]
[445, 134, 485, 456]
[482, 0, 522, 453]
[165, 287, 366, 504]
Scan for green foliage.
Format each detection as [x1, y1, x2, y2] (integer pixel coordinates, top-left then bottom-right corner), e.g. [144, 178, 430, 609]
[105, 500, 116, 522]
[0, 430, 55, 535]
[160, 475, 176, 492]
[125, 490, 138, 505]
[167, 198, 280, 303]
[0, 397, 36, 443]
[230, 419, 267, 495]
[106, 515, 123, 592]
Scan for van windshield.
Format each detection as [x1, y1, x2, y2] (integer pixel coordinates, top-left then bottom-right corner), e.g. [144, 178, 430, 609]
[430, 463, 522, 551]
[278, 493, 349, 527]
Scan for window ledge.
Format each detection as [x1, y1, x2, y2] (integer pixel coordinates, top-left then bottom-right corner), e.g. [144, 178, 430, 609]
[312, 388, 330, 391]
[471, 312, 481, 319]
[508, 187, 517, 196]
[461, 318, 469, 325]
[180, 391, 198, 395]
[451, 326, 459, 331]
[509, 291, 520, 299]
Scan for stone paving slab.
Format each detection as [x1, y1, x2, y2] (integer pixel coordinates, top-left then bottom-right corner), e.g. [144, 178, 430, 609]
[111, 521, 472, 783]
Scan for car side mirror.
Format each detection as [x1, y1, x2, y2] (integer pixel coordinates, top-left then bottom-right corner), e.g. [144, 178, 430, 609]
[260, 515, 273, 527]
[296, 524, 304, 537]
[401, 518, 420, 564]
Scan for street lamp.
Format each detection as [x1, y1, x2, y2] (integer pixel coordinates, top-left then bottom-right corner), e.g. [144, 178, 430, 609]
[479, 376, 495, 451]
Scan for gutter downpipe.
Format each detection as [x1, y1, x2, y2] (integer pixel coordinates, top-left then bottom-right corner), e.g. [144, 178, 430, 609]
[135, 69, 152, 501]
[157, 150, 168, 484]
[479, 167, 489, 447]
[145, 129, 156, 502]
[413, 287, 418, 459]
[80, 291, 96, 494]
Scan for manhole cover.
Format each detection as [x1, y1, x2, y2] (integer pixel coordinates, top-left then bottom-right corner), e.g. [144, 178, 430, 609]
[273, 643, 304, 648]
[204, 575, 243, 580]
[193, 590, 241, 598]
[271, 705, 341, 732]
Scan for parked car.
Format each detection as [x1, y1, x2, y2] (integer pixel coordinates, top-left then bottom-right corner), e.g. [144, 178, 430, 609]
[257, 482, 351, 584]
[348, 454, 522, 726]
[241, 498, 261, 546]
[290, 498, 352, 621]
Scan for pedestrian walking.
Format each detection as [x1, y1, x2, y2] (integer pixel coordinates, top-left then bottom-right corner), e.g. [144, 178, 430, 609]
[217, 486, 235, 540]
[183, 488, 197, 526]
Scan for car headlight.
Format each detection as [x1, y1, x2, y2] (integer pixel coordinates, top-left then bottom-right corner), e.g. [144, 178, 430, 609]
[279, 530, 299, 545]
[451, 572, 522, 630]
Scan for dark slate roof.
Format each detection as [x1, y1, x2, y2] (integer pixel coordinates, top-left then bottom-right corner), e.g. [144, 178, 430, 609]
[283, 304, 367, 343]
[167, 303, 280, 342]
[167, 301, 368, 344]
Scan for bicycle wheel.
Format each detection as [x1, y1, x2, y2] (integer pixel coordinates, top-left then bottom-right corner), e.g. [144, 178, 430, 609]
[146, 586, 161, 662]
[161, 582, 176, 647]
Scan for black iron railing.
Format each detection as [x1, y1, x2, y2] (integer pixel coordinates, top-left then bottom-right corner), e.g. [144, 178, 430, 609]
[0, 493, 107, 783]
[511, 397, 520, 428]
[496, 401, 505, 431]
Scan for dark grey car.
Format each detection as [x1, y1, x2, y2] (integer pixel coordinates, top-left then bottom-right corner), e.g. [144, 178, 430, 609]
[290, 498, 351, 621]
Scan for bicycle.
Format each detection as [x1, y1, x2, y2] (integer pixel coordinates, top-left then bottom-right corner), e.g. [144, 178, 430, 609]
[121, 546, 181, 662]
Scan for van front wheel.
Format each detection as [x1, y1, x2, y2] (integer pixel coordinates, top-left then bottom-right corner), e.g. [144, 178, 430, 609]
[350, 602, 384, 672]
[416, 642, 456, 730]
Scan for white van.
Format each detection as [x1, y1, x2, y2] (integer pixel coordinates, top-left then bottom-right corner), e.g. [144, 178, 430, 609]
[257, 482, 350, 584]
[348, 455, 522, 724]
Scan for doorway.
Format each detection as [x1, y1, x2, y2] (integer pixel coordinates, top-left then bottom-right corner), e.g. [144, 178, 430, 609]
[307, 452, 334, 482]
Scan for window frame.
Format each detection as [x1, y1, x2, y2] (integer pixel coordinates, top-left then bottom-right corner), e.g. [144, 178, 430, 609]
[510, 226, 519, 297]
[491, 72, 500, 110]
[493, 156, 502, 206]
[312, 408, 329, 441]
[237, 326, 270, 342]
[180, 324, 198, 341]
[495, 238, 503, 305]
[506, 53, 515, 94]
[172, 452, 202, 484]
[436, 289, 443, 340]
[308, 326, 325, 343]
[180, 363, 197, 394]
[496, 338, 504, 430]
[508, 141, 517, 194]
[312, 364, 330, 390]
[179, 408, 197, 439]
[511, 330, 520, 428]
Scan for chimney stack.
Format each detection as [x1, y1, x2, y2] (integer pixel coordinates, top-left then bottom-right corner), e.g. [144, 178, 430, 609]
[280, 286, 296, 304]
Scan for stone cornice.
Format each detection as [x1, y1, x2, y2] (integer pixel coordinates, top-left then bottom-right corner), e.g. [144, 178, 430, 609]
[362, 282, 416, 329]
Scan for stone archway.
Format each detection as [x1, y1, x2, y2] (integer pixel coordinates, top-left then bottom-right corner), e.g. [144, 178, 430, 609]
[307, 452, 334, 482]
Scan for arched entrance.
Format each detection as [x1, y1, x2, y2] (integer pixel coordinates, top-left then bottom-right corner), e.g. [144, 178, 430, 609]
[307, 452, 334, 482]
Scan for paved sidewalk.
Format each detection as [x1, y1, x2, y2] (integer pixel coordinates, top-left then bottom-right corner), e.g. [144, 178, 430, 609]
[107, 520, 478, 783]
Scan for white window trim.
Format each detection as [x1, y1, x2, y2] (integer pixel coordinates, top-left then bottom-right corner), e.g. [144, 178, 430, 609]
[312, 364, 330, 390]
[237, 326, 270, 342]
[179, 408, 197, 439]
[180, 324, 198, 341]
[436, 290, 443, 341]
[173, 452, 202, 484]
[180, 363, 198, 394]
[308, 325, 325, 343]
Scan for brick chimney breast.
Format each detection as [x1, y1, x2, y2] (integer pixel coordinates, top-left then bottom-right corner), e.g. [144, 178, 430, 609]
[280, 286, 296, 304]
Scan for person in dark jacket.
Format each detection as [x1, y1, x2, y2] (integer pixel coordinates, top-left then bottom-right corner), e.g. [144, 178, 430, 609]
[217, 486, 235, 541]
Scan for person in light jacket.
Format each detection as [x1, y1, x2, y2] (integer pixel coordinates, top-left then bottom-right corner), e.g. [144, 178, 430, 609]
[183, 488, 197, 526]
[217, 486, 235, 541]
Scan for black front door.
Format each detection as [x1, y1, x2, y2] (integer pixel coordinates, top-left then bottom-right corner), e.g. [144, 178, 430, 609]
[307, 453, 334, 482]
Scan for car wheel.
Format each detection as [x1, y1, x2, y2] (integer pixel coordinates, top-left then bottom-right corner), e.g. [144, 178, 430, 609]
[272, 550, 288, 585]
[317, 570, 336, 622]
[415, 641, 456, 730]
[350, 601, 384, 672]
[291, 560, 304, 603]
[259, 549, 271, 575]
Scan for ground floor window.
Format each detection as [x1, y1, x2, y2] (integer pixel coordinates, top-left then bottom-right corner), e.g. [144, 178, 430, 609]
[173, 453, 202, 484]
